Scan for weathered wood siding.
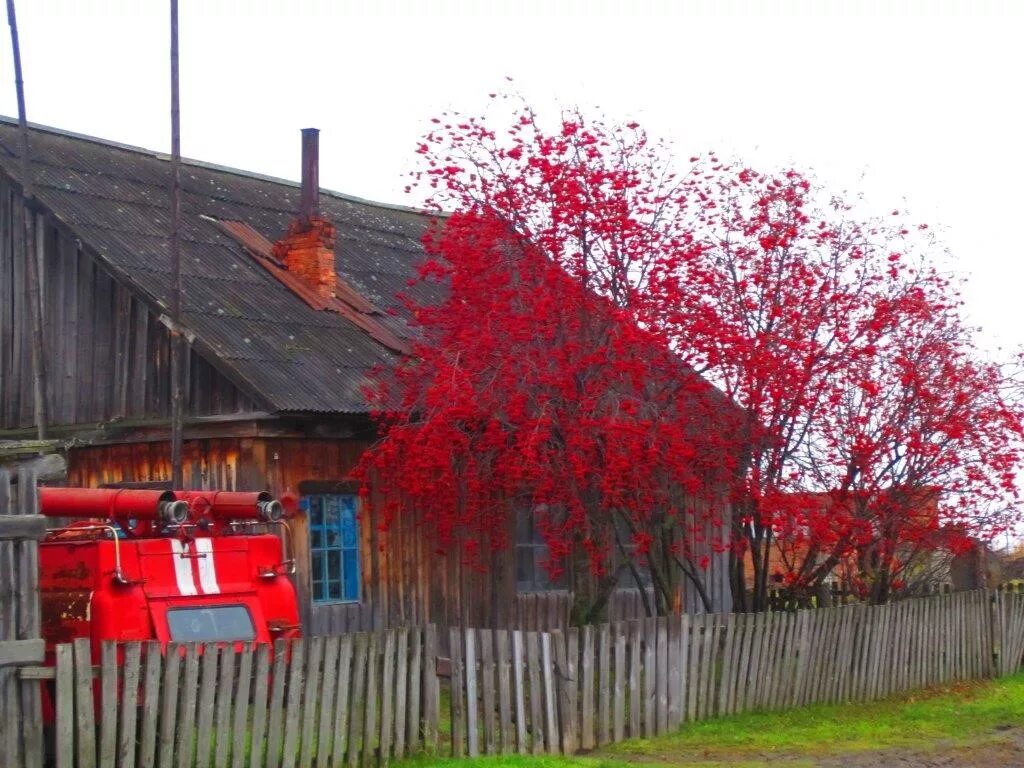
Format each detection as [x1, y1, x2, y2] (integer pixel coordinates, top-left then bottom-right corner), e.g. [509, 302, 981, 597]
[67, 437, 731, 636]
[0, 182, 257, 431]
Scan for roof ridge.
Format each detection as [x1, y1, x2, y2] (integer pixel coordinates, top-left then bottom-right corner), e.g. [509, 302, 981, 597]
[0, 114, 442, 218]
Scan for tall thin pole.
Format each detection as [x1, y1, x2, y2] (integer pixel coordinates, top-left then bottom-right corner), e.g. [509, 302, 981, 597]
[6, 0, 48, 440]
[169, 0, 184, 488]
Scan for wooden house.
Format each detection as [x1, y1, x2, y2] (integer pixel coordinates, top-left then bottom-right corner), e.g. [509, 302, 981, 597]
[0, 119, 733, 632]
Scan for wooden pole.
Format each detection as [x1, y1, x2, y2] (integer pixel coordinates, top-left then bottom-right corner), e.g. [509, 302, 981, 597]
[169, 0, 184, 488]
[6, 0, 49, 440]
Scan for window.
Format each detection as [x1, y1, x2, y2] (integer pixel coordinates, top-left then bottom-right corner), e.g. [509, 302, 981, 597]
[304, 493, 361, 603]
[166, 605, 256, 642]
[515, 506, 566, 592]
[614, 516, 652, 590]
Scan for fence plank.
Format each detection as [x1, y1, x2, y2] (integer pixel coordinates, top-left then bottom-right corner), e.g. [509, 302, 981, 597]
[298, 637, 323, 768]
[157, 643, 182, 768]
[423, 625, 439, 753]
[541, 632, 558, 753]
[628, 621, 641, 737]
[73, 638, 97, 768]
[676, 615, 689, 725]
[361, 633, 379, 768]
[511, 630, 527, 755]
[265, 639, 289, 768]
[281, 639, 306, 768]
[55, 643, 74, 768]
[597, 623, 611, 745]
[642, 618, 656, 736]
[718, 612, 737, 716]
[792, 611, 811, 709]
[496, 629, 514, 754]
[315, 637, 340, 768]
[664, 617, 679, 730]
[464, 628, 479, 757]
[138, 641, 163, 768]
[231, 645, 255, 768]
[449, 628, 465, 758]
[526, 631, 543, 755]
[330, 634, 353, 768]
[215, 645, 237, 768]
[98, 641, 119, 768]
[561, 628, 579, 753]
[346, 634, 368, 768]
[190, 643, 217, 768]
[612, 623, 626, 741]
[685, 614, 701, 721]
[580, 625, 595, 750]
[395, 629, 410, 759]
[749, 610, 765, 712]
[479, 629, 497, 755]
[378, 631, 396, 765]
[249, 644, 271, 768]
[117, 642, 142, 768]
[695, 614, 713, 720]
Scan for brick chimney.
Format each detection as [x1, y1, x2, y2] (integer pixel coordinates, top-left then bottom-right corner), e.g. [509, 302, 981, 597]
[273, 128, 337, 299]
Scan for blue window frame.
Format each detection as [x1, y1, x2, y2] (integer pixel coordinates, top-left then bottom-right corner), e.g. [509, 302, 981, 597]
[303, 493, 361, 603]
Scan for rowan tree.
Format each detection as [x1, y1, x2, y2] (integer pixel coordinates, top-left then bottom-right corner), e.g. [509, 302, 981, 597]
[802, 288, 1023, 603]
[357, 97, 1024, 620]
[358, 104, 738, 622]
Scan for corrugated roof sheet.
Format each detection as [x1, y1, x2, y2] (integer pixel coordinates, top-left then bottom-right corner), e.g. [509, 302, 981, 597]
[0, 117, 443, 414]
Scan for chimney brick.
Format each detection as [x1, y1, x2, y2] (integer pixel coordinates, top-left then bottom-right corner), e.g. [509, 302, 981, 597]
[274, 216, 337, 299]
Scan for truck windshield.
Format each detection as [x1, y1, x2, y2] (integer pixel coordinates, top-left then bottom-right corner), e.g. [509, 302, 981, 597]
[166, 605, 256, 642]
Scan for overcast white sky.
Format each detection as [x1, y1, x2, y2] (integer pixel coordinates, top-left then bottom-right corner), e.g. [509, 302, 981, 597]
[3, 0, 1022, 353]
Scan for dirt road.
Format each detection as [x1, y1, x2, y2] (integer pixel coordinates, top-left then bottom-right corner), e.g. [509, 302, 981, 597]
[610, 726, 1024, 767]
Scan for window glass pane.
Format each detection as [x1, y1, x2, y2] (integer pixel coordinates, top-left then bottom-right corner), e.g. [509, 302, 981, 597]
[312, 550, 324, 584]
[341, 504, 358, 547]
[328, 580, 342, 600]
[515, 506, 530, 543]
[327, 549, 341, 581]
[324, 495, 340, 528]
[343, 551, 360, 601]
[516, 547, 534, 588]
[166, 605, 255, 642]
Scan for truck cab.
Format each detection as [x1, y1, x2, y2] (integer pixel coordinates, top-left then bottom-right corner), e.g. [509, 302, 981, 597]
[38, 488, 301, 661]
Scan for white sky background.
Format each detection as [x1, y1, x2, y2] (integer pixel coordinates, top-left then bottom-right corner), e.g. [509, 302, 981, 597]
[2, 0, 1023, 355]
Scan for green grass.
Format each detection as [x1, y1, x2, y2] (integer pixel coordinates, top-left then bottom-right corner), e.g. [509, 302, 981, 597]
[610, 671, 1024, 758]
[396, 672, 1024, 767]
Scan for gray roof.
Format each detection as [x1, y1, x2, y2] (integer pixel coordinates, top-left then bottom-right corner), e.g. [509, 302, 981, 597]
[0, 117, 442, 414]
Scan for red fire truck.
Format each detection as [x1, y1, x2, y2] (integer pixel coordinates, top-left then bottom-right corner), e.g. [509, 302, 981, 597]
[38, 487, 302, 659]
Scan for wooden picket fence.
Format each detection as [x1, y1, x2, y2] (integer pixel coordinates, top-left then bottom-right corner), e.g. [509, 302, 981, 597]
[14, 589, 1024, 767]
[443, 589, 1024, 757]
[44, 628, 439, 768]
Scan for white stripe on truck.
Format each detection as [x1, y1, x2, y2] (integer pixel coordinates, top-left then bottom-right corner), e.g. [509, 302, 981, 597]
[193, 537, 221, 595]
[170, 538, 198, 596]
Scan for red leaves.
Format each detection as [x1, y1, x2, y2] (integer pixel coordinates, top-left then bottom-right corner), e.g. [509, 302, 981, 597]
[359, 95, 1023, 609]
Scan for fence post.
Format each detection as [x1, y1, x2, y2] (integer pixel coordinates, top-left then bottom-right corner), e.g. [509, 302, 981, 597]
[0, 469, 44, 768]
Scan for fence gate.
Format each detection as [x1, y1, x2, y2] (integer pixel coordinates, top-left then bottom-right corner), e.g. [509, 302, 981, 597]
[0, 468, 45, 768]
